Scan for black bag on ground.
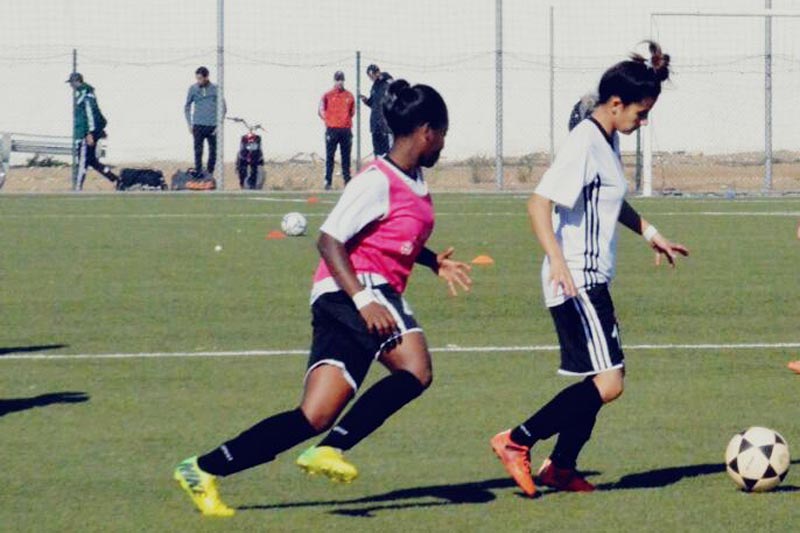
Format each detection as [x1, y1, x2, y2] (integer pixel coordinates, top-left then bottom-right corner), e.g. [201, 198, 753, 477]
[171, 169, 217, 191]
[117, 168, 167, 191]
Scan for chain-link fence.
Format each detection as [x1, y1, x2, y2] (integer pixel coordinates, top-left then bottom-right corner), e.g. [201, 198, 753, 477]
[2, 0, 799, 194]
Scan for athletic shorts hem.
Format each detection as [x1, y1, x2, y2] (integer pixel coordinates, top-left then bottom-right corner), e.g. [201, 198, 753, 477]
[557, 363, 625, 377]
[305, 359, 359, 392]
[375, 327, 424, 359]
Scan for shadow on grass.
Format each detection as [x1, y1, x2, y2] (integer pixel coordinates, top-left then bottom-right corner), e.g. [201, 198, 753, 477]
[0, 344, 68, 356]
[240, 459, 800, 516]
[0, 391, 90, 417]
[239, 477, 518, 517]
[597, 460, 800, 492]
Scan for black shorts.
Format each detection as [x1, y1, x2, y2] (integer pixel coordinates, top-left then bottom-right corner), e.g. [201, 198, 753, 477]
[549, 284, 624, 376]
[306, 285, 421, 391]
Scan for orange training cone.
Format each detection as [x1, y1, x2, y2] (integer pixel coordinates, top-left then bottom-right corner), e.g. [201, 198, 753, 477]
[471, 255, 495, 266]
[266, 230, 286, 240]
[307, 196, 320, 204]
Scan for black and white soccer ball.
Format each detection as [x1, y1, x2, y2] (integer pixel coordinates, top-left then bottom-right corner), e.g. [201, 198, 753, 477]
[281, 212, 307, 237]
[725, 426, 790, 492]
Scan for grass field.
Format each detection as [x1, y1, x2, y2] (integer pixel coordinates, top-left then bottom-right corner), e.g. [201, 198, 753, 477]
[2, 192, 800, 532]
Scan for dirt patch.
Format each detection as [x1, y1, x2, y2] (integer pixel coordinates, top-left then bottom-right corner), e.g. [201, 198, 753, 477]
[5, 152, 800, 194]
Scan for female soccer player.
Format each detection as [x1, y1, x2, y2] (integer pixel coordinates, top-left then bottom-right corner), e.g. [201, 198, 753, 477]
[174, 79, 472, 517]
[491, 42, 689, 497]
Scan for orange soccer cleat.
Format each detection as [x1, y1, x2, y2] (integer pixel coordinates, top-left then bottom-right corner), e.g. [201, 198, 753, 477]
[491, 430, 536, 498]
[788, 361, 800, 374]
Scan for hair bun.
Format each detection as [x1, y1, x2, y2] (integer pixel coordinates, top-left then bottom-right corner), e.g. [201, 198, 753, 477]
[647, 41, 671, 81]
[387, 79, 411, 99]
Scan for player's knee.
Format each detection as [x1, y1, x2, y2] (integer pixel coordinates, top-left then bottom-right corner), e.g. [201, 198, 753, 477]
[300, 407, 337, 433]
[599, 381, 624, 403]
[592, 372, 624, 403]
[406, 367, 432, 390]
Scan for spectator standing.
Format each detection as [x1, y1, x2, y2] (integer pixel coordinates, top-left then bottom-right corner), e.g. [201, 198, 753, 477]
[185, 66, 226, 176]
[319, 71, 355, 189]
[360, 64, 393, 157]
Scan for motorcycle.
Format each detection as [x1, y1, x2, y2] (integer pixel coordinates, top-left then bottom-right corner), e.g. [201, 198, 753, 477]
[228, 117, 266, 189]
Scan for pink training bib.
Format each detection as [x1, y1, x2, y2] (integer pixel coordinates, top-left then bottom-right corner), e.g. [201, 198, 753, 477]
[313, 158, 435, 294]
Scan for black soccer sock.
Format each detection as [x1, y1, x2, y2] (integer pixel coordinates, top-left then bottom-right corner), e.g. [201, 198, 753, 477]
[549, 411, 599, 470]
[510, 378, 604, 448]
[549, 380, 603, 469]
[197, 408, 318, 477]
[318, 370, 425, 451]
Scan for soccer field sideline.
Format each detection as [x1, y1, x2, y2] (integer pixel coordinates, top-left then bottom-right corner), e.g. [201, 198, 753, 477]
[2, 340, 799, 360]
[1, 210, 799, 220]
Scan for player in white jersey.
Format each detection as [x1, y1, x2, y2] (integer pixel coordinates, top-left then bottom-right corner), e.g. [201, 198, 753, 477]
[492, 42, 689, 497]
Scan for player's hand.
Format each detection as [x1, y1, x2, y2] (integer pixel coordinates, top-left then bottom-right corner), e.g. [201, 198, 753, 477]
[549, 256, 577, 298]
[651, 234, 690, 267]
[359, 301, 399, 338]
[436, 247, 472, 296]
[85, 133, 94, 146]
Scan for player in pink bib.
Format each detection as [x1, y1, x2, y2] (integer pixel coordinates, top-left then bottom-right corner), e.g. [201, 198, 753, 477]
[174, 80, 472, 515]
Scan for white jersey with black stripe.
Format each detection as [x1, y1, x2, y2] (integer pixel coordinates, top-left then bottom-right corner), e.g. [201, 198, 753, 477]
[535, 117, 627, 307]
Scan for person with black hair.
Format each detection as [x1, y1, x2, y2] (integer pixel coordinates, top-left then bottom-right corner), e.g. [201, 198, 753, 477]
[491, 41, 689, 498]
[568, 92, 598, 132]
[185, 66, 226, 176]
[360, 64, 394, 156]
[319, 71, 355, 189]
[174, 79, 472, 517]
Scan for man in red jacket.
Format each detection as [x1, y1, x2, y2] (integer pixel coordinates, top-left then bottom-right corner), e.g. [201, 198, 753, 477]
[319, 71, 355, 189]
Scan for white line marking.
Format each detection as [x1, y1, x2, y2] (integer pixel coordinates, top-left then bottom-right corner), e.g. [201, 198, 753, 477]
[246, 197, 335, 204]
[2, 342, 798, 361]
[1, 210, 799, 220]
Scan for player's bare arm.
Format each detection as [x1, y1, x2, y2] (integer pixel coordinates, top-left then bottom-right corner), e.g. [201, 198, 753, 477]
[528, 192, 576, 297]
[416, 246, 472, 296]
[618, 200, 689, 267]
[317, 231, 398, 337]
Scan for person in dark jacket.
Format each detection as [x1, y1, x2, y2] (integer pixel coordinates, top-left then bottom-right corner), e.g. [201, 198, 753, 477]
[185, 66, 226, 176]
[67, 72, 118, 190]
[360, 64, 393, 157]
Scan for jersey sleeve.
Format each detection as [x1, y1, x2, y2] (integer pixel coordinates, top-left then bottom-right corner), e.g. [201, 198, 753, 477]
[319, 169, 390, 243]
[535, 130, 594, 209]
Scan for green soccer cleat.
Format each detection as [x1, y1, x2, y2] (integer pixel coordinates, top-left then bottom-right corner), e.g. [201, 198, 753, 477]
[173, 456, 235, 517]
[296, 445, 359, 483]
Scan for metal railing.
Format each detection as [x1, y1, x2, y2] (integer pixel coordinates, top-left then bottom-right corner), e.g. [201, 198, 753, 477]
[0, 132, 105, 189]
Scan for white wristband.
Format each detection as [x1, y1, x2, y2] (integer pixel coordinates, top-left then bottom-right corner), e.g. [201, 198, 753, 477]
[643, 225, 659, 242]
[352, 289, 378, 310]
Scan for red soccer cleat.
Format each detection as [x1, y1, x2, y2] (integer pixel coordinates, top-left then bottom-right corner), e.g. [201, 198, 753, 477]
[536, 458, 595, 492]
[491, 430, 536, 497]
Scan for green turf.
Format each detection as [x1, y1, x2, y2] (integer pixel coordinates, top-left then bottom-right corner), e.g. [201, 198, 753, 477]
[1, 193, 799, 532]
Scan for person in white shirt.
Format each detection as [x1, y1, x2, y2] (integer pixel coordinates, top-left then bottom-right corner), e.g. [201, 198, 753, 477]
[492, 41, 689, 497]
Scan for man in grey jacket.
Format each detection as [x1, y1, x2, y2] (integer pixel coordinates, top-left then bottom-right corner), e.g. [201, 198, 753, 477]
[185, 66, 226, 176]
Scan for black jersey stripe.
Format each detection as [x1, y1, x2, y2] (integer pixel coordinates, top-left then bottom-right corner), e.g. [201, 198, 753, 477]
[582, 184, 592, 287]
[591, 175, 601, 286]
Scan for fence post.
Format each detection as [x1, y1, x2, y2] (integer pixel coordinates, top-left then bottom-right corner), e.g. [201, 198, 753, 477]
[215, 0, 225, 190]
[494, 0, 504, 189]
[356, 50, 362, 172]
[764, 0, 773, 194]
[549, 5, 555, 162]
[642, 123, 653, 197]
